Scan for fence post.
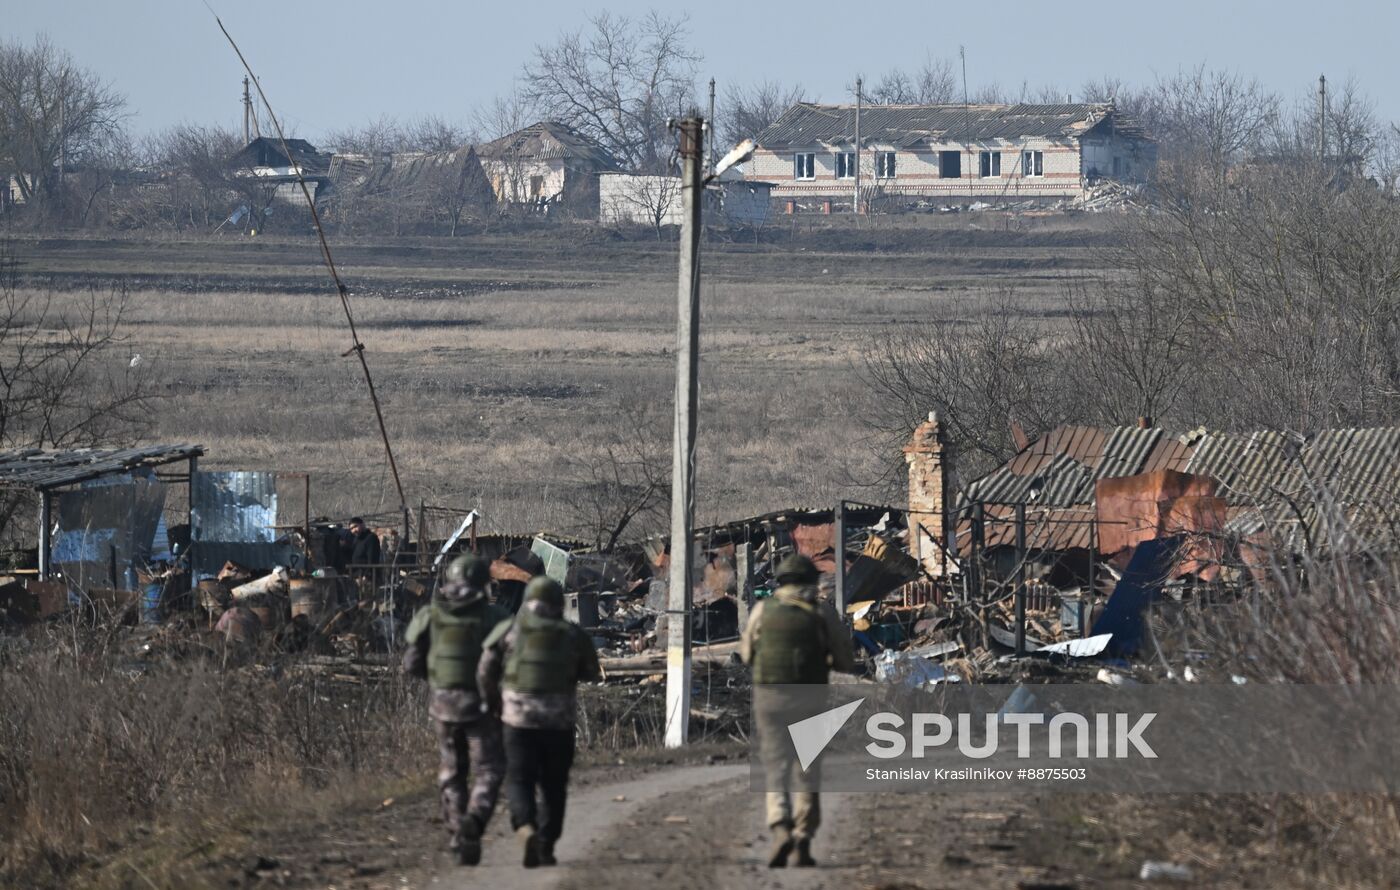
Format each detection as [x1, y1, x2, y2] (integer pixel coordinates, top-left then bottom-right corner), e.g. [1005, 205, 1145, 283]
[834, 499, 848, 618]
[969, 501, 985, 603]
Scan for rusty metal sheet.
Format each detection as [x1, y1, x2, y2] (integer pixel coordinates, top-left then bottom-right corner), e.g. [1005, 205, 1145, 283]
[1095, 470, 1226, 577]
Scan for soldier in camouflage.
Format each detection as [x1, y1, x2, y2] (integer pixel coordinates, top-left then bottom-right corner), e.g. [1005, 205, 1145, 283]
[402, 555, 512, 866]
[740, 553, 855, 868]
[478, 575, 602, 868]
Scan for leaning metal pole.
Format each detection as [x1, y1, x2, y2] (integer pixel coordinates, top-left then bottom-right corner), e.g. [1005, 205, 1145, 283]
[665, 118, 704, 749]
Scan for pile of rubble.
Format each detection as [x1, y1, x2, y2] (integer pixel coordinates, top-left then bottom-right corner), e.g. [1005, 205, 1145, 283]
[1075, 179, 1148, 212]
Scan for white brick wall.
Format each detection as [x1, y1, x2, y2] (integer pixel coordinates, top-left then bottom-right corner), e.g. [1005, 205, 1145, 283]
[750, 136, 1093, 200]
[480, 157, 566, 203]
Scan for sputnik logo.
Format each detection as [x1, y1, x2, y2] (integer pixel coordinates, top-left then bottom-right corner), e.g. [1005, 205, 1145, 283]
[787, 698, 865, 771]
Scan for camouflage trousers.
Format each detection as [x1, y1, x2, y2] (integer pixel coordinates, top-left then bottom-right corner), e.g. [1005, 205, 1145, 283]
[435, 716, 505, 843]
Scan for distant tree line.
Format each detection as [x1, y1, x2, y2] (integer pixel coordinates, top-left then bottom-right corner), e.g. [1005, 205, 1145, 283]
[2, 23, 1400, 232]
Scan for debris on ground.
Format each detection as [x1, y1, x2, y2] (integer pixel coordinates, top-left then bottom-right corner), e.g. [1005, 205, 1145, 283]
[1139, 860, 1194, 881]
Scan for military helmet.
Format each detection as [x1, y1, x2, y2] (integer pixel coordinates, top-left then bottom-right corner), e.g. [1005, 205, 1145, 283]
[445, 554, 491, 589]
[775, 553, 820, 585]
[524, 575, 565, 608]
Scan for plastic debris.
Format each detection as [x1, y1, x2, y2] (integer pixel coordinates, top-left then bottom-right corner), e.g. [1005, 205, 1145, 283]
[1038, 633, 1112, 658]
[1139, 860, 1193, 881]
[874, 649, 962, 688]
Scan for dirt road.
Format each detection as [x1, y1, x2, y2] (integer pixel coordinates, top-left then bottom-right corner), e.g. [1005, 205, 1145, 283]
[435, 763, 862, 890]
[423, 761, 1122, 890]
[203, 749, 1172, 890]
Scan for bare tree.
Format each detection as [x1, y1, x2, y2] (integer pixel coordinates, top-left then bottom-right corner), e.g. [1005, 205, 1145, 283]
[402, 115, 477, 153]
[564, 400, 669, 551]
[720, 79, 805, 147]
[0, 250, 152, 538]
[473, 87, 540, 208]
[1065, 276, 1197, 425]
[870, 56, 958, 105]
[0, 36, 127, 217]
[324, 115, 474, 155]
[1147, 65, 1279, 172]
[522, 11, 700, 171]
[140, 124, 244, 229]
[859, 291, 1076, 484]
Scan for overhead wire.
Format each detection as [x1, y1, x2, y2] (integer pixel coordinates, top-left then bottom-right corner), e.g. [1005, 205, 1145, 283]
[207, 7, 409, 521]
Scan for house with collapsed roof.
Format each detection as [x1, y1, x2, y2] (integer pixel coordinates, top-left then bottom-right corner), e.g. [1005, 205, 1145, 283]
[905, 415, 1400, 592]
[751, 102, 1155, 208]
[476, 121, 622, 217]
[323, 146, 495, 234]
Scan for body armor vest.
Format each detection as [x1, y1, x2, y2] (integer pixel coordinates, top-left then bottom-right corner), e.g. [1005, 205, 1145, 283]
[504, 609, 579, 695]
[751, 594, 829, 685]
[427, 600, 490, 691]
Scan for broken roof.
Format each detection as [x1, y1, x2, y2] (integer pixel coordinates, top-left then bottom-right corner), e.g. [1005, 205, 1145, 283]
[0, 444, 204, 491]
[229, 137, 330, 175]
[757, 102, 1151, 151]
[958, 424, 1400, 553]
[325, 145, 493, 201]
[476, 121, 621, 170]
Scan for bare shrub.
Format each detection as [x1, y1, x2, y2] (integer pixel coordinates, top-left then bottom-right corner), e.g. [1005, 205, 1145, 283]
[563, 399, 669, 551]
[0, 625, 429, 887]
[859, 290, 1076, 486]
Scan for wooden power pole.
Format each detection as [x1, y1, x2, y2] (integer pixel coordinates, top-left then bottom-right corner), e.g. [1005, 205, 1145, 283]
[853, 77, 862, 213]
[665, 117, 705, 749]
[707, 79, 716, 174]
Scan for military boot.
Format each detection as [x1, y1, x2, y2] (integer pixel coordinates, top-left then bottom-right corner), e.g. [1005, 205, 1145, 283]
[539, 838, 557, 866]
[767, 825, 795, 868]
[518, 824, 541, 868]
[793, 836, 816, 867]
[455, 816, 482, 866]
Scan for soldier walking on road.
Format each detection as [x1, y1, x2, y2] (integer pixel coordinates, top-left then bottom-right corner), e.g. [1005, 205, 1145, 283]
[478, 576, 602, 868]
[402, 555, 511, 866]
[740, 554, 855, 868]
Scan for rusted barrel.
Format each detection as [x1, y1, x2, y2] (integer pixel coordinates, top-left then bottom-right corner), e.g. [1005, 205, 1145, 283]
[289, 578, 332, 621]
[246, 593, 286, 630]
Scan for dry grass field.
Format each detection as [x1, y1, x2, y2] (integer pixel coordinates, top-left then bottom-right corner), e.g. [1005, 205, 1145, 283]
[8, 214, 1119, 536]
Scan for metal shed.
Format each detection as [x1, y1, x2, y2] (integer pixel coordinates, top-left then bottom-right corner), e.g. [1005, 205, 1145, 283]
[0, 444, 204, 584]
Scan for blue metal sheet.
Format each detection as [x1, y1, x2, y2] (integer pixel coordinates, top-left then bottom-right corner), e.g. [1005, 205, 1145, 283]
[53, 475, 167, 591]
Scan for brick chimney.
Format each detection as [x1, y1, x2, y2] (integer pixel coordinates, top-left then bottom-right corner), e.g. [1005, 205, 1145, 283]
[904, 411, 955, 577]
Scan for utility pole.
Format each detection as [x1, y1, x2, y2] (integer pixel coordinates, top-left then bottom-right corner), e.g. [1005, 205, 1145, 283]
[243, 76, 252, 144]
[707, 78, 716, 174]
[853, 77, 862, 214]
[1318, 74, 1328, 164]
[665, 117, 704, 749]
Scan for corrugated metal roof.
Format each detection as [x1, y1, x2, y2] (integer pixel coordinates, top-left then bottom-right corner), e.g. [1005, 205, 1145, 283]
[959, 424, 1400, 554]
[757, 102, 1152, 151]
[0, 445, 204, 491]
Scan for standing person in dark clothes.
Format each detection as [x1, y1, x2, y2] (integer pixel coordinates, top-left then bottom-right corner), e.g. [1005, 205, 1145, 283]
[478, 576, 602, 868]
[402, 555, 512, 865]
[345, 517, 381, 568]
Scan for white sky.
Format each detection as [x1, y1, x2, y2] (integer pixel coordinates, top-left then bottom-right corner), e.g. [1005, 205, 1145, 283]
[9, 0, 1399, 141]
